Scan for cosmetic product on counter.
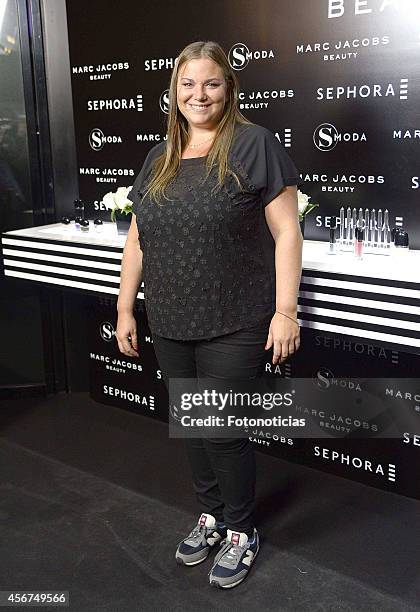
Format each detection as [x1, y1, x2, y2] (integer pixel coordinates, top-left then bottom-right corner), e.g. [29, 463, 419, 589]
[344, 206, 352, 250]
[358, 208, 364, 230]
[74, 215, 82, 230]
[74, 198, 85, 221]
[328, 218, 338, 255]
[394, 228, 409, 253]
[354, 226, 364, 260]
[351, 208, 357, 242]
[369, 209, 377, 250]
[382, 209, 391, 254]
[80, 219, 90, 232]
[339, 206, 345, 250]
[61, 216, 70, 226]
[364, 208, 369, 232]
[94, 218, 104, 232]
[377, 209, 383, 248]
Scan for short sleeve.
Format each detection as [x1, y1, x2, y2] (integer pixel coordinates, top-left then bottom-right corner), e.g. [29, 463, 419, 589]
[231, 124, 303, 207]
[127, 142, 164, 216]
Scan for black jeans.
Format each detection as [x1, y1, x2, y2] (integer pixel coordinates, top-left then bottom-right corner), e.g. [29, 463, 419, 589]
[152, 315, 271, 535]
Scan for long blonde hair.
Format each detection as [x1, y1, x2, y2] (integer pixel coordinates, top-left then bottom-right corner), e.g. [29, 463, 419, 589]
[144, 41, 252, 204]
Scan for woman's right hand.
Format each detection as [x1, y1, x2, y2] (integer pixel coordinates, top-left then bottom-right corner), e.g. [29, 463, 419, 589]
[116, 311, 139, 358]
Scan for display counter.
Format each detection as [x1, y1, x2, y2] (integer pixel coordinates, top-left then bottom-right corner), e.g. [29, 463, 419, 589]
[2, 222, 420, 353]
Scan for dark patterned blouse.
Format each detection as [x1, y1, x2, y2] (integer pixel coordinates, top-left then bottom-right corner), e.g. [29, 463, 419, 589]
[127, 122, 301, 340]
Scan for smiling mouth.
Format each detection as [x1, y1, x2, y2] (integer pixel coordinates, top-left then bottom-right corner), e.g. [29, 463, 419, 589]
[187, 103, 210, 111]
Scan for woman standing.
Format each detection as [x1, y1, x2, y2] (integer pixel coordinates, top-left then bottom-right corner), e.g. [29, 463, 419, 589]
[116, 40, 302, 589]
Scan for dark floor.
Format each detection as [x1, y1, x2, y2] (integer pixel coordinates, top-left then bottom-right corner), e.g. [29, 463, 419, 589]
[0, 392, 419, 611]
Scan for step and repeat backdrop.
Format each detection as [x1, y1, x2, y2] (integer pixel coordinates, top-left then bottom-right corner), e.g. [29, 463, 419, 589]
[66, 0, 420, 500]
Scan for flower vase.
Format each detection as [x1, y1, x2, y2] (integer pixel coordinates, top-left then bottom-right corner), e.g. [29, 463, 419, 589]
[115, 211, 132, 235]
[299, 216, 305, 239]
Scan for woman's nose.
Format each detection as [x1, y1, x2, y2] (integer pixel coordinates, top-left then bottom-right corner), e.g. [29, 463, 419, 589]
[193, 84, 207, 99]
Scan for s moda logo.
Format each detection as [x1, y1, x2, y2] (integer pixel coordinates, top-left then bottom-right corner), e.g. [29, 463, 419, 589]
[312, 368, 362, 392]
[100, 321, 115, 342]
[228, 42, 275, 71]
[159, 89, 170, 114]
[89, 128, 122, 151]
[313, 123, 367, 151]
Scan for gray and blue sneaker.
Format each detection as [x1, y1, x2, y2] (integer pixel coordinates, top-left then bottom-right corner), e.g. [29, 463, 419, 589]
[208, 528, 259, 588]
[175, 513, 227, 566]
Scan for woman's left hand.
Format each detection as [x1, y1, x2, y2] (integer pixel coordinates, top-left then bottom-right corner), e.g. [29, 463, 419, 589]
[265, 312, 300, 365]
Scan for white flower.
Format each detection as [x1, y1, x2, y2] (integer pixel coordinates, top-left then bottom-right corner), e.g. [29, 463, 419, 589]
[114, 186, 132, 210]
[297, 189, 311, 215]
[102, 186, 133, 211]
[102, 191, 116, 210]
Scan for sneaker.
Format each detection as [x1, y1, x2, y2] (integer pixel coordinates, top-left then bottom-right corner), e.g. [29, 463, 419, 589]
[208, 528, 259, 589]
[175, 513, 227, 566]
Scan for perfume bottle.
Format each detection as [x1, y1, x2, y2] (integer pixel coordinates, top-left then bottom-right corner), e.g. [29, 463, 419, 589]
[74, 199, 85, 226]
[369, 209, 377, 250]
[354, 226, 364, 260]
[382, 209, 391, 255]
[339, 206, 345, 250]
[94, 218, 104, 233]
[377, 209, 383, 249]
[344, 206, 352, 250]
[328, 218, 338, 255]
[394, 228, 409, 254]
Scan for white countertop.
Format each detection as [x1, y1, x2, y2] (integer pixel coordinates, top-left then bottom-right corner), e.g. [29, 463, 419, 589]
[2, 221, 126, 248]
[3, 222, 420, 284]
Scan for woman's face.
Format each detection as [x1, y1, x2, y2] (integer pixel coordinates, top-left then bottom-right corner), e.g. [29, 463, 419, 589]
[177, 58, 227, 131]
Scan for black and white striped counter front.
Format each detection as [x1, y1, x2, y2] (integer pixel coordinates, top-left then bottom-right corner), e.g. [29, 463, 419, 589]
[1, 222, 420, 354]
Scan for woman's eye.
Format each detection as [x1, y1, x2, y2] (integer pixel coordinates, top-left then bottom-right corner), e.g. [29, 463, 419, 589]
[207, 83, 219, 88]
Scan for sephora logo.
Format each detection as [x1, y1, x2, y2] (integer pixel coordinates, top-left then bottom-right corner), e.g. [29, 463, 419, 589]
[316, 78, 408, 101]
[313, 123, 367, 150]
[228, 42, 275, 71]
[314, 334, 398, 363]
[144, 56, 178, 71]
[89, 128, 122, 151]
[275, 129, 293, 148]
[87, 95, 143, 112]
[314, 446, 397, 482]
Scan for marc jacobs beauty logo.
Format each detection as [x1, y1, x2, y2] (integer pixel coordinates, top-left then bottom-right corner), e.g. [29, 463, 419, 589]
[301, 172, 385, 193]
[296, 36, 390, 62]
[238, 89, 294, 111]
[72, 61, 129, 80]
[90, 353, 143, 374]
[136, 134, 166, 142]
[79, 167, 135, 184]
